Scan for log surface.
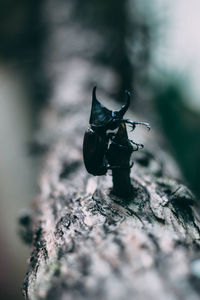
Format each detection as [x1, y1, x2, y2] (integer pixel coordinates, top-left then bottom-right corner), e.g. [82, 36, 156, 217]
[23, 59, 200, 299]
[22, 2, 200, 299]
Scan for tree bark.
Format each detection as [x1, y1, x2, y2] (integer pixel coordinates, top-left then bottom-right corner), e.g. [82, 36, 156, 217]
[21, 2, 200, 300]
[22, 57, 200, 299]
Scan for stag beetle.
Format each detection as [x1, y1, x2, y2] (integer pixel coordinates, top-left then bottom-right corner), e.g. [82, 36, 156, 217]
[83, 87, 150, 176]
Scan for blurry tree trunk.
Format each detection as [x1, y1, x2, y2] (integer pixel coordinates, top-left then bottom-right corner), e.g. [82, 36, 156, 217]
[22, 1, 200, 299]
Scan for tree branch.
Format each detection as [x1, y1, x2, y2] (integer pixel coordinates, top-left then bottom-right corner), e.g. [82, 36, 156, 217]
[22, 58, 200, 299]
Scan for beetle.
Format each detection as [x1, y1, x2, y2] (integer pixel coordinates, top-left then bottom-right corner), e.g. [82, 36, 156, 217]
[83, 86, 150, 176]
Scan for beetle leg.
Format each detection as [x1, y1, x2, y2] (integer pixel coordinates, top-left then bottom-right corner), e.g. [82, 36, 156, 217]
[122, 119, 151, 131]
[108, 165, 121, 169]
[129, 161, 134, 169]
[129, 140, 144, 151]
[106, 132, 115, 139]
[108, 162, 134, 170]
[110, 140, 131, 150]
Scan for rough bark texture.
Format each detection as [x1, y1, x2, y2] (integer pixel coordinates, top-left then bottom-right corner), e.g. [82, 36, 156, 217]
[22, 58, 200, 299]
[21, 2, 200, 300]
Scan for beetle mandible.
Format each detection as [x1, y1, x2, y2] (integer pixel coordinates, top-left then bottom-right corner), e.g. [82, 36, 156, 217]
[83, 87, 150, 176]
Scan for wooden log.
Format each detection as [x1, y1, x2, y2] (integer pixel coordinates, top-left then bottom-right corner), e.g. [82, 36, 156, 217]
[21, 56, 200, 299]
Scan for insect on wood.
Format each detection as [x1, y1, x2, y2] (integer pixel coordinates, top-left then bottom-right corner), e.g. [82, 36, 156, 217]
[83, 87, 150, 177]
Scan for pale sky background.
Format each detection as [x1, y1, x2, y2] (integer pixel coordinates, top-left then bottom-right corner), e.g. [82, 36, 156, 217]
[153, 0, 200, 111]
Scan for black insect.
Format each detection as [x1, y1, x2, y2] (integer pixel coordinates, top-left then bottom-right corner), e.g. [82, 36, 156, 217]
[83, 87, 150, 176]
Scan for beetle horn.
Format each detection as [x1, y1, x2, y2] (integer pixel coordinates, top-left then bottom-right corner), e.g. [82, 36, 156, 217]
[91, 86, 99, 110]
[89, 86, 101, 124]
[117, 90, 131, 117]
[89, 86, 112, 126]
[92, 86, 97, 102]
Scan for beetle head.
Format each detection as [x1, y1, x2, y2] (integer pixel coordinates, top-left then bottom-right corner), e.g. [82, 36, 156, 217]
[89, 87, 131, 129]
[112, 90, 130, 121]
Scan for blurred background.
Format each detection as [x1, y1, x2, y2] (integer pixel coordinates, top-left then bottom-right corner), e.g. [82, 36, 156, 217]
[0, 0, 200, 299]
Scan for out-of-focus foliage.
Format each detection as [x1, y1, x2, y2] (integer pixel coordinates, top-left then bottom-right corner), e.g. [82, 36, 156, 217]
[154, 83, 200, 197]
[0, 0, 48, 113]
[0, 0, 44, 59]
[71, 0, 152, 100]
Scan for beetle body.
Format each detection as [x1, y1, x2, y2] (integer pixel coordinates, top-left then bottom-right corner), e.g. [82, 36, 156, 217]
[83, 87, 150, 176]
[83, 127, 109, 175]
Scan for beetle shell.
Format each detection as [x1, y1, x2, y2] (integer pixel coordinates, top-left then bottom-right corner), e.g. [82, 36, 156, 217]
[83, 128, 108, 176]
